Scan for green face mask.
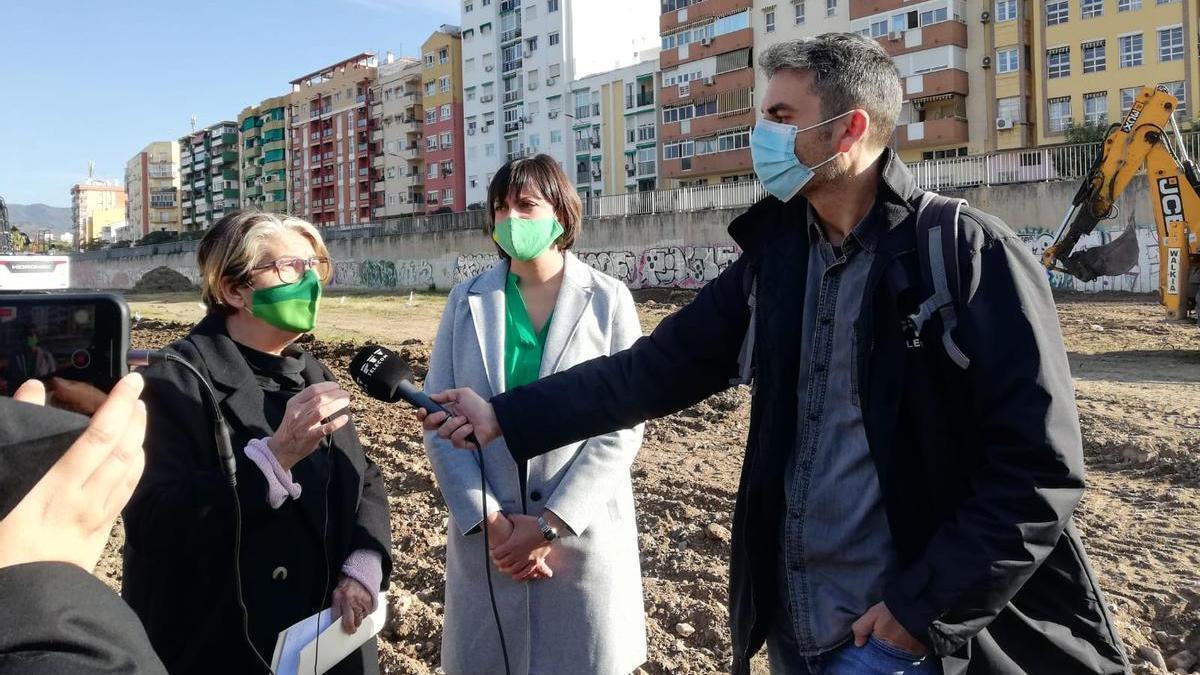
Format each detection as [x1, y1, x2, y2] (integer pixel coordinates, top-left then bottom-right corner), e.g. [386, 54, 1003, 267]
[250, 269, 323, 333]
[492, 216, 564, 261]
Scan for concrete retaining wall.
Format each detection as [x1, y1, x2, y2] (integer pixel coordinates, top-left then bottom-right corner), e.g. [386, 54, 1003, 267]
[71, 178, 1161, 294]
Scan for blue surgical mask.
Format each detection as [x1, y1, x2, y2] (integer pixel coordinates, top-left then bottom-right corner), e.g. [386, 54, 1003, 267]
[751, 112, 851, 202]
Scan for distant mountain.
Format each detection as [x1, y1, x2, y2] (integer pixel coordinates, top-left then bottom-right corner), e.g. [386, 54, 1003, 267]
[4, 203, 74, 234]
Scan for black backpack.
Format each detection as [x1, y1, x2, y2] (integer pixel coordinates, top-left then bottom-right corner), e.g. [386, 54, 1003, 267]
[730, 191, 971, 387]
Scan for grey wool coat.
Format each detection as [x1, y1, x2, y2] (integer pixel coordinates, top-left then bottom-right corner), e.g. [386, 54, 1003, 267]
[424, 252, 648, 675]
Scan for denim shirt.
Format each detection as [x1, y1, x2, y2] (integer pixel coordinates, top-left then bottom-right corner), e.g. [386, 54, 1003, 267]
[779, 204, 898, 655]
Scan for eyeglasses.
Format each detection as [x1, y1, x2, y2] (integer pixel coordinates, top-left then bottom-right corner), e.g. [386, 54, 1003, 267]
[248, 257, 331, 284]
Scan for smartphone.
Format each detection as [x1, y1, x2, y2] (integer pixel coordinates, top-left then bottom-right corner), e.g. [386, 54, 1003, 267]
[0, 293, 130, 401]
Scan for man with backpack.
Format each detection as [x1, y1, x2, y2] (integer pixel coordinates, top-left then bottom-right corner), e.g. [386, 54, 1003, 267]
[422, 33, 1129, 674]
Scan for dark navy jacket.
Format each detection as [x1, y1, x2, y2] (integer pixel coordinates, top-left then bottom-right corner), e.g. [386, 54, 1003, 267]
[492, 150, 1129, 674]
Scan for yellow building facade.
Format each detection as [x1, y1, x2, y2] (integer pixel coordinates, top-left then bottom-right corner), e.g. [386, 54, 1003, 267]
[1031, 0, 1197, 145]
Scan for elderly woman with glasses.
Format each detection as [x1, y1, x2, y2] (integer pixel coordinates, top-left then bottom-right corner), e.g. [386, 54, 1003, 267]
[122, 211, 392, 674]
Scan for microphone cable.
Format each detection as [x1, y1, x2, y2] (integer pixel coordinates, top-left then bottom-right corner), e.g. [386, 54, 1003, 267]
[465, 433, 511, 675]
[130, 350, 276, 674]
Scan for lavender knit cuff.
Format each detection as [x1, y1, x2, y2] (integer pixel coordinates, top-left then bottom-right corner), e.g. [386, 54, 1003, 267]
[341, 549, 384, 611]
[244, 438, 302, 509]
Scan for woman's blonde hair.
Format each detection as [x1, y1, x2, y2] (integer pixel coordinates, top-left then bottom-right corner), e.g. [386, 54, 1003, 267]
[198, 210, 331, 315]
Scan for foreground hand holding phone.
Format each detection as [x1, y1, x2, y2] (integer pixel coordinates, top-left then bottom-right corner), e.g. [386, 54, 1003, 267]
[0, 373, 146, 571]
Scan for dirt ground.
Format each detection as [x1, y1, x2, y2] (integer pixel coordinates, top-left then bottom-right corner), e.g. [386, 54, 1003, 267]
[100, 291, 1199, 674]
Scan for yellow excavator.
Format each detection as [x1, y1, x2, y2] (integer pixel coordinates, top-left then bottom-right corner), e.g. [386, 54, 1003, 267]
[1041, 84, 1199, 325]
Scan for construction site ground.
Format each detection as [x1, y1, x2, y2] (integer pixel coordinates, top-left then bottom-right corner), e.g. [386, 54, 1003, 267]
[94, 291, 1199, 674]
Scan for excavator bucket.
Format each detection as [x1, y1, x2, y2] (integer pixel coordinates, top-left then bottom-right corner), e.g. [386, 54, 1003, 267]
[1058, 222, 1140, 282]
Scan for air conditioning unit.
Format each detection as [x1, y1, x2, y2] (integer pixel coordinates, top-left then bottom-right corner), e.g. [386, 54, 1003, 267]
[468, 128, 476, 135]
[981, 56, 992, 68]
[548, 110, 560, 119]
[521, 115, 533, 124]
[704, 76, 715, 85]
[995, 117, 1013, 129]
[524, 50, 533, 59]
[980, 9, 991, 22]
[701, 38, 713, 46]
[546, 77, 557, 86]
[888, 31, 903, 40]
[528, 81, 538, 90]
[591, 139, 600, 148]
[485, 64, 495, 72]
[481, 94, 495, 102]
[591, 170, 601, 179]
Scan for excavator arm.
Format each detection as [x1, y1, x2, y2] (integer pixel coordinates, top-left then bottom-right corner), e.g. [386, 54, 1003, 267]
[1042, 85, 1200, 293]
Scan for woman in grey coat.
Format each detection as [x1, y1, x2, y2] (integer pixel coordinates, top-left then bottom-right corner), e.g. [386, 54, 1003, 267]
[422, 155, 647, 674]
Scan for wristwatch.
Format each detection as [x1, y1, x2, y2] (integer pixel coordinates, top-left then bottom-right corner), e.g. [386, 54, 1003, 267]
[536, 514, 559, 542]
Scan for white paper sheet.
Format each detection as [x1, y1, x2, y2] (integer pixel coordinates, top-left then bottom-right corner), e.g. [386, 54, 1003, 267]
[271, 592, 387, 675]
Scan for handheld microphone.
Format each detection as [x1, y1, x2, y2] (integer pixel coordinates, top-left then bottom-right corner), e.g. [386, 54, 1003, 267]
[348, 345, 480, 447]
[347, 344, 510, 675]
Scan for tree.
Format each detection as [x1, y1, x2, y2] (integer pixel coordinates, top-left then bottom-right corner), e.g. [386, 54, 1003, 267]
[1064, 120, 1109, 145]
[135, 230, 179, 247]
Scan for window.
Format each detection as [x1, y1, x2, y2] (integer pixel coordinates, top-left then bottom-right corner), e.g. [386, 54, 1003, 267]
[526, 36, 538, 52]
[549, 31, 560, 46]
[997, 47, 1019, 73]
[526, 5, 537, 20]
[441, 104, 452, 120]
[426, 136, 437, 151]
[1084, 92, 1108, 124]
[1158, 26, 1183, 61]
[466, 87, 476, 102]
[826, 0, 836, 16]
[1156, 0, 1179, 4]
[465, 0, 473, 11]
[764, 6, 776, 31]
[1047, 48, 1070, 78]
[528, 133, 540, 148]
[443, 189, 454, 203]
[440, 132, 452, 148]
[1045, 0, 1068, 24]
[1160, 80, 1187, 117]
[439, 48, 449, 64]
[1120, 87, 1139, 112]
[1082, 41, 1106, 72]
[425, 81, 436, 95]
[426, 109, 437, 124]
[1081, 0, 1102, 19]
[465, 58, 475, 72]
[1119, 33, 1143, 67]
[997, 96, 1022, 123]
[548, 0, 559, 11]
[428, 190, 439, 204]
[424, 53, 434, 67]
[442, 161, 453, 176]
[440, 76, 451, 93]
[995, 0, 1017, 20]
[869, 19, 887, 36]
[717, 128, 750, 152]
[1117, 0, 1140, 10]
[795, 0, 805, 23]
[920, 6, 948, 24]
[1048, 97, 1072, 132]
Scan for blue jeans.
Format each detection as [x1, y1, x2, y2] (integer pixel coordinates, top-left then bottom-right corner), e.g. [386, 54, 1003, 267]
[767, 622, 942, 675]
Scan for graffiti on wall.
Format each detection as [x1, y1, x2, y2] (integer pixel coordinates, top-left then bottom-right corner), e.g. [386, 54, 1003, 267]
[454, 253, 501, 283]
[1018, 225, 1160, 293]
[330, 259, 434, 290]
[577, 245, 741, 289]
[71, 260, 199, 290]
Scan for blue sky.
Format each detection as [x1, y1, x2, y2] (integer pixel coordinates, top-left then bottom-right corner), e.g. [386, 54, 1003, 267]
[0, 0, 457, 207]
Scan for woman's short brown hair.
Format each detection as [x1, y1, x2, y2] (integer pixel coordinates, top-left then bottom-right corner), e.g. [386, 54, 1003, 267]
[484, 154, 582, 259]
[197, 210, 331, 315]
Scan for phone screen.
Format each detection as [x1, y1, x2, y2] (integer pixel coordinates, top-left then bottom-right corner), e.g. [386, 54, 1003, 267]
[0, 294, 128, 402]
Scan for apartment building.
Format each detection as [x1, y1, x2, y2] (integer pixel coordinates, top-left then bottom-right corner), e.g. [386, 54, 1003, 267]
[1030, 0, 1197, 145]
[287, 53, 381, 227]
[70, 181, 125, 248]
[460, 0, 659, 207]
[125, 141, 180, 238]
[658, 0, 757, 187]
[753, 0, 851, 97]
[239, 95, 290, 215]
[569, 55, 661, 198]
[421, 27, 468, 213]
[372, 56, 426, 217]
[179, 122, 240, 231]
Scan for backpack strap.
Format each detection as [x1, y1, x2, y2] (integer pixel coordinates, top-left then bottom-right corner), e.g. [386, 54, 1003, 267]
[730, 274, 757, 386]
[910, 191, 971, 370]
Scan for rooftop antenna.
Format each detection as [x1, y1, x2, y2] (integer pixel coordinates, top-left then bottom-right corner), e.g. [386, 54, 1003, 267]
[190, 115, 198, 133]
[87, 160, 95, 179]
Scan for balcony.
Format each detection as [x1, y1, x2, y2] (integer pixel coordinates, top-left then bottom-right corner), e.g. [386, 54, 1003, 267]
[876, 22, 967, 58]
[903, 68, 969, 101]
[371, 129, 383, 141]
[244, 145, 261, 159]
[660, 27, 753, 69]
[893, 116, 969, 150]
[371, 103, 383, 118]
[660, 147, 753, 179]
[402, 146, 420, 161]
[180, 154, 193, 166]
[502, 59, 523, 74]
[500, 27, 522, 43]
[373, 155, 384, 168]
[660, 0, 749, 33]
[504, 89, 523, 104]
[357, 143, 369, 153]
[374, 180, 387, 192]
[324, 175, 336, 184]
[661, 68, 753, 106]
[499, 0, 517, 11]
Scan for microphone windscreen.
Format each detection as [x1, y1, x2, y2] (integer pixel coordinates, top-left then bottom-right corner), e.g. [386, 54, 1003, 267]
[348, 345, 413, 403]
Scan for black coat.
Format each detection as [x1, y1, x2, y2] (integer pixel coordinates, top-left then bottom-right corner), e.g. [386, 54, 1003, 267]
[122, 314, 392, 674]
[0, 562, 167, 674]
[492, 151, 1129, 674]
